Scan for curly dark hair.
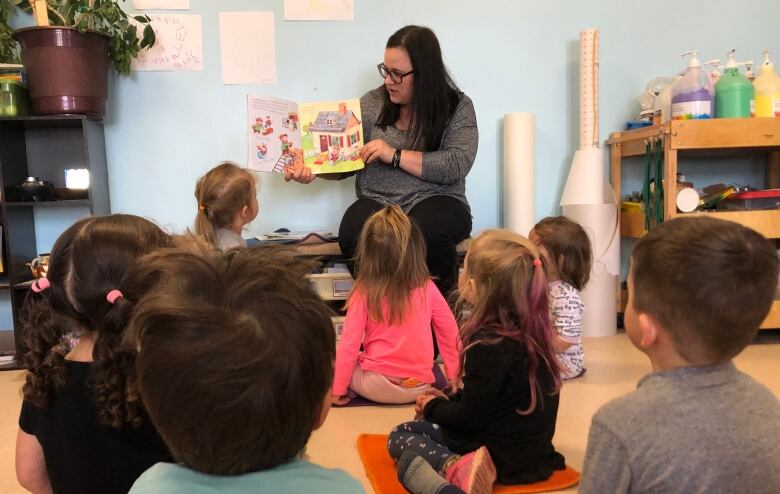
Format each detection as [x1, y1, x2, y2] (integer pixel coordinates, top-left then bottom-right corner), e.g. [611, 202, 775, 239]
[21, 215, 172, 429]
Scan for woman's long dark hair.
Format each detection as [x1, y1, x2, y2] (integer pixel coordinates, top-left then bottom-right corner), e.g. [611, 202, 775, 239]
[377, 25, 462, 151]
[21, 215, 172, 428]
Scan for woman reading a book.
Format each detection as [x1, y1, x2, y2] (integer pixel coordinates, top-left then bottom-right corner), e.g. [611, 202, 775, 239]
[285, 25, 478, 297]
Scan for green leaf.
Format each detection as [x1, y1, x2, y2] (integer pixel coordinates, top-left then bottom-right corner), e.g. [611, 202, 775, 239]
[8, 0, 154, 75]
[141, 23, 155, 49]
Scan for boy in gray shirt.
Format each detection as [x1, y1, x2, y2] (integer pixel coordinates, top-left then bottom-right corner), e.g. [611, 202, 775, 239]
[580, 217, 780, 494]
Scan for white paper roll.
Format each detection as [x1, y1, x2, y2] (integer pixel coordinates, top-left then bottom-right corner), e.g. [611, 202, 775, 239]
[562, 200, 620, 276]
[579, 261, 618, 337]
[676, 187, 699, 213]
[560, 148, 605, 206]
[562, 183, 621, 338]
[579, 29, 599, 150]
[503, 113, 535, 236]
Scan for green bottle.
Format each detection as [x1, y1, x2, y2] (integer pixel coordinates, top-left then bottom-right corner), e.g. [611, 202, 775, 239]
[715, 50, 755, 118]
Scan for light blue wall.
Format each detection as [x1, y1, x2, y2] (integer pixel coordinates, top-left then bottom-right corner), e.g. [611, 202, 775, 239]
[17, 0, 780, 243]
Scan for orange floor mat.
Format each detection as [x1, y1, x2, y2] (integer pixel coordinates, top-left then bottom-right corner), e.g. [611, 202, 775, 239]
[357, 434, 580, 494]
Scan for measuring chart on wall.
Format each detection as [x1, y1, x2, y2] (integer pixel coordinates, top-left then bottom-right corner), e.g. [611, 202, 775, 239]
[579, 29, 599, 150]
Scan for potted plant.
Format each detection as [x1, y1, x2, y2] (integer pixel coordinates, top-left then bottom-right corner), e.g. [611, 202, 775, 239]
[11, 0, 155, 117]
[0, 0, 22, 64]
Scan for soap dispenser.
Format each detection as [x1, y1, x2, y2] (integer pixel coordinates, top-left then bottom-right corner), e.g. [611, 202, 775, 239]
[671, 51, 713, 120]
[715, 50, 755, 118]
[753, 50, 780, 117]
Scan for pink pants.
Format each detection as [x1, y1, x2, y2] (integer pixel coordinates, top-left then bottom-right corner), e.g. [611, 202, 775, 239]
[350, 367, 430, 404]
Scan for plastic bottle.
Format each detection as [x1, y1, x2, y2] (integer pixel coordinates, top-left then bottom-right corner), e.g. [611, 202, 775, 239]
[741, 61, 756, 81]
[671, 51, 713, 120]
[704, 59, 722, 86]
[715, 50, 755, 118]
[752, 50, 780, 117]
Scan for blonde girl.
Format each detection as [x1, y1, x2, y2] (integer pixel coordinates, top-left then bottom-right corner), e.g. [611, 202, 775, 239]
[332, 205, 460, 405]
[194, 162, 258, 250]
[388, 230, 566, 494]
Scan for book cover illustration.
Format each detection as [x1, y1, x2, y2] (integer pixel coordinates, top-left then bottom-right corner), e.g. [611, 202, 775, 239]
[247, 96, 364, 174]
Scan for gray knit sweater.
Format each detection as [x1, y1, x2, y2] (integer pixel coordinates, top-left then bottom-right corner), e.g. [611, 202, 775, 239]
[580, 362, 780, 494]
[355, 87, 478, 212]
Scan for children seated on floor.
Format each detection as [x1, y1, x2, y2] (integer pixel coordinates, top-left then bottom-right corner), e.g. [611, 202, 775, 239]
[530, 216, 593, 379]
[388, 229, 567, 494]
[332, 205, 461, 405]
[15, 215, 173, 494]
[126, 245, 364, 493]
[580, 216, 780, 493]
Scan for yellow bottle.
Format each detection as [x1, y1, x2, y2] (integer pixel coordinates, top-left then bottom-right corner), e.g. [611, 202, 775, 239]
[753, 50, 780, 117]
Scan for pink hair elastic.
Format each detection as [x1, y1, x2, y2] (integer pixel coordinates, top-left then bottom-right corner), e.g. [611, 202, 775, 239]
[532, 258, 542, 266]
[106, 290, 124, 304]
[31, 277, 50, 293]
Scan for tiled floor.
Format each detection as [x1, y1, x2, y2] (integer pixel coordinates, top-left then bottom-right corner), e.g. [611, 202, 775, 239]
[1, 332, 778, 493]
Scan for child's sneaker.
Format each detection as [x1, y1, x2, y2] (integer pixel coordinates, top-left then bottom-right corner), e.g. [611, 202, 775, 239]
[444, 446, 496, 494]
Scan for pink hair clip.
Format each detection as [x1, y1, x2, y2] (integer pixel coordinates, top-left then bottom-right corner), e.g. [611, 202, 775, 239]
[31, 277, 50, 293]
[532, 258, 542, 267]
[106, 290, 124, 304]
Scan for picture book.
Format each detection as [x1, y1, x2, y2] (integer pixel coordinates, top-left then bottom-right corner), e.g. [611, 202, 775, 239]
[247, 96, 365, 174]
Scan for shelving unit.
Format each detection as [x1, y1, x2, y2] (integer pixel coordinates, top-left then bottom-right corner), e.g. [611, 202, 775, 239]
[607, 118, 780, 329]
[0, 115, 110, 368]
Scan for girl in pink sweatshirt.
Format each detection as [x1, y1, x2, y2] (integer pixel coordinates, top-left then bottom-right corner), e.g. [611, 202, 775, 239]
[332, 205, 461, 405]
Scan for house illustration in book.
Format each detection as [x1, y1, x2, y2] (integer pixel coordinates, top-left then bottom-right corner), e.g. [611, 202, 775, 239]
[308, 103, 361, 161]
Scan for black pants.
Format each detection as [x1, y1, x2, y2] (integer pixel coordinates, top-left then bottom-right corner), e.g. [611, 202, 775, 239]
[338, 195, 472, 298]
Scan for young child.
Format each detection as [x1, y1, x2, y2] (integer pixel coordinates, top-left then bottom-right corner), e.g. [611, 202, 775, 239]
[388, 230, 566, 494]
[15, 215, 173, 494]
[530, 216, 592, 379]
[580, 217, 780, 493]
[126, 246, 364, 493]
[194, 161, 258, 250]
[332, 205, 461, 405]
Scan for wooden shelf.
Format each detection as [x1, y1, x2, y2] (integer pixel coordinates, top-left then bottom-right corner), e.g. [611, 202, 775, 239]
[609, 118, 780, 330]
[621, 208, 780, 245]
[620, 211, 646, 239]
[0, 116, 110, 363]
[2, 200, 90, 208]
[607, 118, 780, 158]
[670, 118, 780, 150]
[672, 210, 780, 239]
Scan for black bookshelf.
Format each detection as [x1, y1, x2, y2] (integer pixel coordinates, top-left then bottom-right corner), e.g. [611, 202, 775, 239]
[0, 115, 110, 369]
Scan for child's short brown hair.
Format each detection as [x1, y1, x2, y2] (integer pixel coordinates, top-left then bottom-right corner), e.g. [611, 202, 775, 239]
[127, 245, 335, 475]
[532, 216, 592, 291]
[631, 217, 778, 364]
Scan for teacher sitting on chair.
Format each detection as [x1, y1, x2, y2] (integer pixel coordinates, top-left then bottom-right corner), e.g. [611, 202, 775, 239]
[286, 25, 478, 297]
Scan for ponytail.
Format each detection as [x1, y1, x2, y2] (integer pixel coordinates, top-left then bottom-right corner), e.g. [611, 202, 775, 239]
[193, 162, 256, 247]
[92, 294, 143, 428]
[457, 230, 562, 416]
[21, 289, 70, 408]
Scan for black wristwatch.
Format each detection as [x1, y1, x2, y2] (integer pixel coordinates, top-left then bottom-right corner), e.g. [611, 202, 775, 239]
[392, 149, 401, 168]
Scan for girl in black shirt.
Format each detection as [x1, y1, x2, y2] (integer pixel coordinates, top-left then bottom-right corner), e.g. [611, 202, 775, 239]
[16, 215, 173, 494]
[388, 230, 566, 493]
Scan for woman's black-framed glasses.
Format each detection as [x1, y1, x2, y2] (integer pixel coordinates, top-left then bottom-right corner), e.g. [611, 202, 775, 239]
[377, 63, 414, 83]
